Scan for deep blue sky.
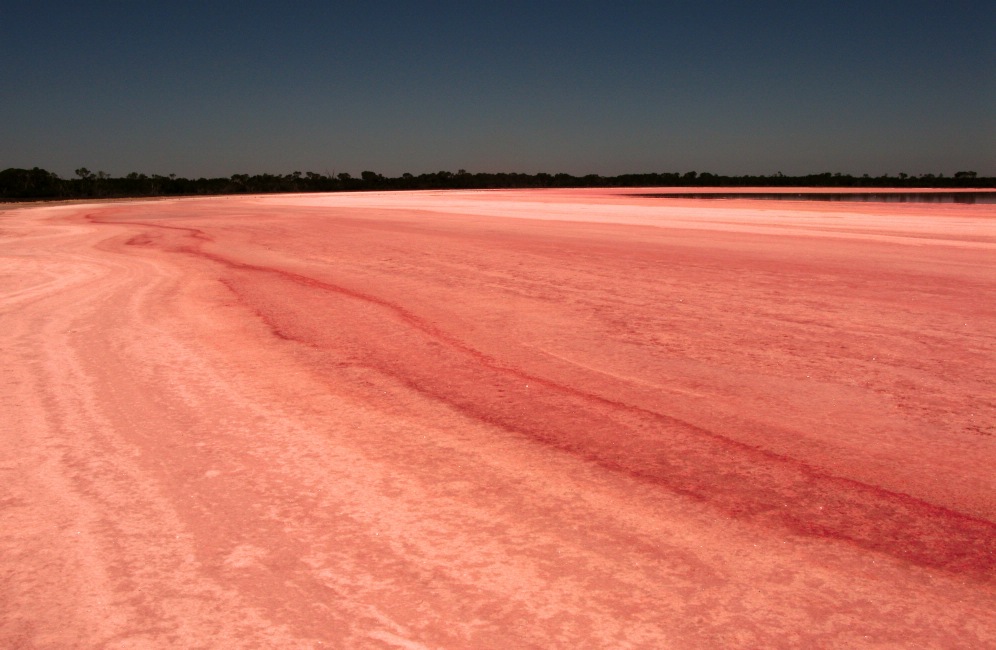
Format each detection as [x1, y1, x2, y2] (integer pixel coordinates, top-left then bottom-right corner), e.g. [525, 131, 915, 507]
[2, 1, 993, 178]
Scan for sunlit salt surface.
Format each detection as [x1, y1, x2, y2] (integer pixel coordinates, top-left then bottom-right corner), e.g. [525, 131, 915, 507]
[638, 192, 996, 204]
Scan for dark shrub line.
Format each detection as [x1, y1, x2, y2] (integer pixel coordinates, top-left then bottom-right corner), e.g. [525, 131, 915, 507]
[1, 167, 991, 201]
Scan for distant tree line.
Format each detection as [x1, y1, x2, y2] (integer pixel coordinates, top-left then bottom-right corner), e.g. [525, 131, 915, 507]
[1, 166, 991, 201]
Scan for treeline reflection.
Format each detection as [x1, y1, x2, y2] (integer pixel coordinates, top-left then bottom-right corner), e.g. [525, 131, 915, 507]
[638, 192, 996, 204]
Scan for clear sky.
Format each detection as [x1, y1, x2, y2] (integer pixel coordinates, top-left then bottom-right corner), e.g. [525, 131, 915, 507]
[2, 1, 993, 178]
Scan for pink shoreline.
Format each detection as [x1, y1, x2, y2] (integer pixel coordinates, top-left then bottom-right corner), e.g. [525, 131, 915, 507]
[3, 191, 993, 647]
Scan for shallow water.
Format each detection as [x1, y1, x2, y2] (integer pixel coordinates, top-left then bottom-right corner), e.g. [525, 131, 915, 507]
[638, 192, 996, 204]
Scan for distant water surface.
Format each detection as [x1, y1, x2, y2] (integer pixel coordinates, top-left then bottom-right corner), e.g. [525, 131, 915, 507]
[637, 192, 996, 204]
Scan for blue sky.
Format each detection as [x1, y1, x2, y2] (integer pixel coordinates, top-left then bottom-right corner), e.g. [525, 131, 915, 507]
[2, 1, 993, 178]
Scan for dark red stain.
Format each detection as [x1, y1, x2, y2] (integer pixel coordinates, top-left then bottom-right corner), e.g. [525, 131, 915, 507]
[91, 212, 996, 583]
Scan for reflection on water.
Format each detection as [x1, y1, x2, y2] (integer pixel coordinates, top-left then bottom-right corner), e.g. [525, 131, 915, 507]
[638, 192, 996, 204]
